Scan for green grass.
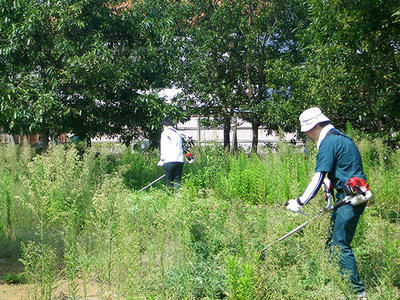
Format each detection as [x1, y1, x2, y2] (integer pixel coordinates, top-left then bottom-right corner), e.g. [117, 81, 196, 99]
[0, 139, 399, 299]
[2, 272, 26, 284]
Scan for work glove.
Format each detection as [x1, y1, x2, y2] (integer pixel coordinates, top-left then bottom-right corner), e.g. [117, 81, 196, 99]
[286, 199, 302, 213]
[185, 152, 194, 163]
[157, 160, 164, 167]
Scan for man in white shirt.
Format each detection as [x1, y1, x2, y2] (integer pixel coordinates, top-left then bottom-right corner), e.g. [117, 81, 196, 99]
[158, 118, 184, 190]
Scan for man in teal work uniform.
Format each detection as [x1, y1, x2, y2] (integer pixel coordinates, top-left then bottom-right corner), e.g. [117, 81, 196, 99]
[286, 107, 370, 299]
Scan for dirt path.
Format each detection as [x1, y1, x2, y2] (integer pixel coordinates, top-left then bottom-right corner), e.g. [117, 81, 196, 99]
[0, 259, 26, 299]
[0, 260, 112, 299]
[0, 281, 114, 300]
[0, 281, 107, 300]
[0, 283, 27, 300]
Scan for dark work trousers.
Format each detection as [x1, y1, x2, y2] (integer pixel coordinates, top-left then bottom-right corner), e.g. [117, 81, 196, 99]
[163, 162, 184, 190]
[326, 202, 367, 293]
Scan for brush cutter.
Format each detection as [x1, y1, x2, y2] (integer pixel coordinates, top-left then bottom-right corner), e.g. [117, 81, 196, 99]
[259, 182, 347, 261]
[139, 174, 166, 191]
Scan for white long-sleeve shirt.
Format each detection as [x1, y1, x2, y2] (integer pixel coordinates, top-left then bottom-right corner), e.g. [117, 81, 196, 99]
[297, 171, 326, 205]
[160, 126, 184, 163]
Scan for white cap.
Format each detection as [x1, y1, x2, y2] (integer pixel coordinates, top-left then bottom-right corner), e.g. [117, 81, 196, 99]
[299, 107, 330, 132]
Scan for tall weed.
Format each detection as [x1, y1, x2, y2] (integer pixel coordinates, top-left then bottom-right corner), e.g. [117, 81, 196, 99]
[358, 138, 400, 221]
[119, 147, 164, 190]
[183, 144, 231, 197]
[0, 144, 35, 257]
[213, 141, 313, 205]
[0, 139, 399, 299]
[224, 255, 257, 300]
[20, 241, 59, 300]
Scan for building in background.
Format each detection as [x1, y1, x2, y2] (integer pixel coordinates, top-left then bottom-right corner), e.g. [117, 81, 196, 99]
[176, 115, 300, 151]
[0, 128, 68, 146]
[1, 116, 300, 151]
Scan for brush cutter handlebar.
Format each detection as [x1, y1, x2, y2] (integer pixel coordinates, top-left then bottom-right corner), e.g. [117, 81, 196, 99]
[322, 179, 351, 212]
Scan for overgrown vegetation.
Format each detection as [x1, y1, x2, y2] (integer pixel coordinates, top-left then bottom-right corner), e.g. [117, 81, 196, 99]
[0, 139, 399, 299]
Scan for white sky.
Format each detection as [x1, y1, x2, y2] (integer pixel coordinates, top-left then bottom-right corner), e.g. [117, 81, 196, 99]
[158, 87, 181, 102]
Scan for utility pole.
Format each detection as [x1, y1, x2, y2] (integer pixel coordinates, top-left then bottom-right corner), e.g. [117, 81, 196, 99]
[197, 114, 201, 146]
[233, 113, 238, 151]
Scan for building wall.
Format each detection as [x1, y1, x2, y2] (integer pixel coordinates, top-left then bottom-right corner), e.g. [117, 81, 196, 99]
[0, 129, 10, 144]
[0, 128, 68, 145]
[176, 116, 299, 150]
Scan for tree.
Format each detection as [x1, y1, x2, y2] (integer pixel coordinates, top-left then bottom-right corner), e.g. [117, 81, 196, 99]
[0, 0, 179, 150]
[170, 0, 244, 150]
[301, 0, 400, 146]
[0, 0, 69, 150]
[170, 0, 307, 152]
[233, 0, 307, 152]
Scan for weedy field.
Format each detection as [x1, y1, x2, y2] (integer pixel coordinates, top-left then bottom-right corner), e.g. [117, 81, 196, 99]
[0, 136, 399, 299]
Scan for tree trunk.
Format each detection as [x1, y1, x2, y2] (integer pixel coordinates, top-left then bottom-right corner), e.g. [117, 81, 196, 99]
[251, 121, 259, 153]
[223, 116, 231, 150]
[86, 136, 91, 147]
[41, 127, 49, 152]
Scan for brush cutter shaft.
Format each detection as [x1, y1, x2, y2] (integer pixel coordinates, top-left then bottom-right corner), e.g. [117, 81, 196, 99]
[332, 198, 346, 210]
[278, 217, 316, 241]
[284, 198, 346, 240]
[139, 174, 166, 191]
[260, 211, 325, 254]
[260, 198, 346, 257]
[260, 182, 347, 259]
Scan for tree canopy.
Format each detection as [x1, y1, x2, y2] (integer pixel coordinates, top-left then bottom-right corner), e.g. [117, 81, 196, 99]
[1, 0, 399, 150]
[300, 0, 400, 146]
[0, 0, 177, 149]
